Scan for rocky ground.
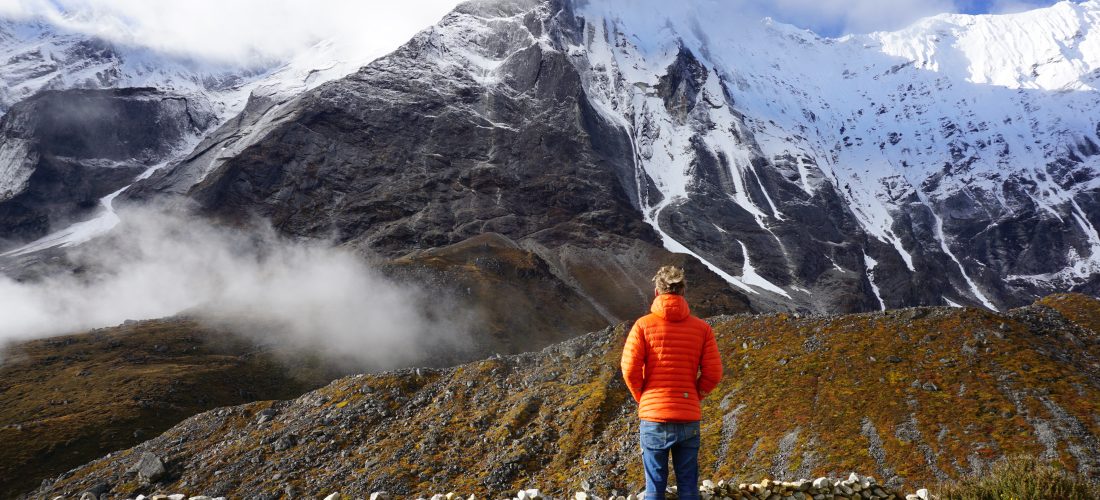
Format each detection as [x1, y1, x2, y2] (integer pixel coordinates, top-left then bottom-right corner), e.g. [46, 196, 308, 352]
[23, 294, 1100, 499]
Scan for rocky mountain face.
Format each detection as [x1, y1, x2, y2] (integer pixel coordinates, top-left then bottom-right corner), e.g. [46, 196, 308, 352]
[123, 0, 763, 339]
[125, 0, 1100, 318]
[0, 88, 216, 247]
[25, 294, 1100, 499]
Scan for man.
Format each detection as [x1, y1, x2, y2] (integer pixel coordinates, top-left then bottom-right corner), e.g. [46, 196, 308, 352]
[621, 266, 723, 500]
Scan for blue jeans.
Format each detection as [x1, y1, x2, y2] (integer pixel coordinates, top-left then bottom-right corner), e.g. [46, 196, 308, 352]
[639, 420, 700, 500]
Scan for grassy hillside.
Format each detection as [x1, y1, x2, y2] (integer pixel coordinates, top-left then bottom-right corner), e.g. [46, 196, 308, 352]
[0, 318, 338, 498]
[23, 294, 1100, 499]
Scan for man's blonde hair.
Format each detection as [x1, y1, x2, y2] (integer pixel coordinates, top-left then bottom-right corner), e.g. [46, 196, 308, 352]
[653, 265, 686, 295]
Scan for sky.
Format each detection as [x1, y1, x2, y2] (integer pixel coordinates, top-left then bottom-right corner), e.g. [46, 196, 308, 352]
[763, 0, 1064, 36]
[0, 0, 1071, 63]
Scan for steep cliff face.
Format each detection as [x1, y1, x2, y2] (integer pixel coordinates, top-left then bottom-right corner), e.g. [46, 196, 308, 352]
[0, 88, 216, 246]
[25, 294, 1100, 499]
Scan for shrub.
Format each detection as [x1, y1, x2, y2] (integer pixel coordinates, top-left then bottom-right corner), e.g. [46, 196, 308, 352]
[937, 456, 1100, 500]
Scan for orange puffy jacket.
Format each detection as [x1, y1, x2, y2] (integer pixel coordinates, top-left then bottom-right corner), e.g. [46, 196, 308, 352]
[620, 293, 723, 422]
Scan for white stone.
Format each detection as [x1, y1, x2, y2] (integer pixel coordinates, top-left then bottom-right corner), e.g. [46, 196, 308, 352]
[916, 489, 930, 500]
[575, 493, 589, 500]
[812, 477, 832, 490]
[370, 493, 392, 500]
[167, 495, 185, 500]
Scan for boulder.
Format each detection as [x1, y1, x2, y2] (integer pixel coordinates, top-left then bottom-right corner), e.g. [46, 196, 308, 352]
[126, 452, 165, 484]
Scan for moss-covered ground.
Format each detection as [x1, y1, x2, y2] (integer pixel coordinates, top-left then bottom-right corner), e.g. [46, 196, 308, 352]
[21, 294, 1100, 499]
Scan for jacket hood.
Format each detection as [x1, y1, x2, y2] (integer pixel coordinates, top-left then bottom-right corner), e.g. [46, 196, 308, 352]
[650, 293, 690, 321]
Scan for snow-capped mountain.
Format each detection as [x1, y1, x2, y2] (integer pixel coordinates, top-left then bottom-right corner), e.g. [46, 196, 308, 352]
[571, 0, 1100, 310]
[5, 0, 1100, 318]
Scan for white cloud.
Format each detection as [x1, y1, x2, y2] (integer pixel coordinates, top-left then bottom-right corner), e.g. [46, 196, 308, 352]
[0, 206, 475, 369]
[0, 0, 463, 65]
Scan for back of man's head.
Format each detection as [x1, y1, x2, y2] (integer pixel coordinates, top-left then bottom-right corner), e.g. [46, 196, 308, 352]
[653, 265, 686, 295]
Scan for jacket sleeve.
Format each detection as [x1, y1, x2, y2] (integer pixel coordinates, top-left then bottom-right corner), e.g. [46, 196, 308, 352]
[697, 324, 723, 398]
[620, 321, 646, 403]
